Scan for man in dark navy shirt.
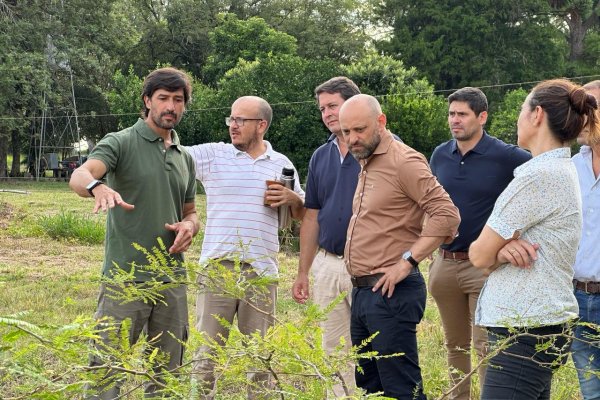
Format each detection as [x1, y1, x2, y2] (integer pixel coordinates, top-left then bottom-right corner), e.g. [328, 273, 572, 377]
[291, 76, 361, 396]
[429, 87, 531, 400]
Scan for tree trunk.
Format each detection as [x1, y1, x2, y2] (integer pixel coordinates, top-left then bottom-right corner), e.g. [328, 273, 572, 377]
[0, 136, 8, 177]
[10, 129, 21, 177]
[568, 11, 585, 61]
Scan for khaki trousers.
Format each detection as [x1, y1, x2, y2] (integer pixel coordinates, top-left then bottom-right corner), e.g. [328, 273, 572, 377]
[429, 255, 488, 400]
[193, 260, 277, 399]
[86, 283, 189, 399]
[312, 249, 355, 397]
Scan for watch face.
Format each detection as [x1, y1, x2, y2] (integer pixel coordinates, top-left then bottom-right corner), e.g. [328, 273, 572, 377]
[86, 180, 103, 196]
[402, 250, 418, 268]
[86, 180, 99, 190]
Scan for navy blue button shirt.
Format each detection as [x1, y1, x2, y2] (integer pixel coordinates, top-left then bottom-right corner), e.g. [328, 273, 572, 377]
[430, 132, 531, 252]
[304, 134, 361, 255]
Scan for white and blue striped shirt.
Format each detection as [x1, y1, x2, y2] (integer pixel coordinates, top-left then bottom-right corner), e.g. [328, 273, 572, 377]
[186, 141, 304, 277]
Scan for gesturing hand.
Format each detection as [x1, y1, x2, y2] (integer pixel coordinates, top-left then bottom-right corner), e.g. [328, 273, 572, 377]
[165, 221, 195, 254]
[91, 185, 134, 213]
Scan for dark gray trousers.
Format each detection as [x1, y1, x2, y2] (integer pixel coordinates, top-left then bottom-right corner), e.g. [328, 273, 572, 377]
[86, 283, 188, 399]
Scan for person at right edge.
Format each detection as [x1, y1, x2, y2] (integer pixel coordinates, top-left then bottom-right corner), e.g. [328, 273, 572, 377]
[429, 87, 531, 399]
[340, 94, 461, 399]
[571, 79, 600, 400]
[469, 79, 600, 400]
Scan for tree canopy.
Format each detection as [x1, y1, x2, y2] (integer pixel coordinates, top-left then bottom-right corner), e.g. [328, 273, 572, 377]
[1, 0, 599, 177]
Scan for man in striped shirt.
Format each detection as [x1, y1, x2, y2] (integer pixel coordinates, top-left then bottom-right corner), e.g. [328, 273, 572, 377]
[186, 96, 304, 398]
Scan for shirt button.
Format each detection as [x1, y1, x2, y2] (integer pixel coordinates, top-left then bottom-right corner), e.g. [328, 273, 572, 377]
[460, 161, 465, 165]
[162, 149, 166, 153]
[159, 138, 163, 142]
[360, 192, 363, 197]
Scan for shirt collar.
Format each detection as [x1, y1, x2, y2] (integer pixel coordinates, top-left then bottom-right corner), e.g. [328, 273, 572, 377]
[330, 134, 340, 150]
[515, 147, 571, 174]
[134, 118, 183, 152]
[373, 130, 394, 156]
[450, 131, 491, 155]
[361, 130, 394, 166]
[233, 140, 274, 159]
[580, 145, 592, 159]
[329, 135, 349, 163]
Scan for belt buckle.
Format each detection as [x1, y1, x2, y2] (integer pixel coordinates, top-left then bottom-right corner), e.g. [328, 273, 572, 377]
[576, 279, 591, 293]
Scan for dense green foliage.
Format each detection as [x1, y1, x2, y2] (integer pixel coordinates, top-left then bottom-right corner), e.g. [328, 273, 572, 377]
[1, 0, 598, 178]
[344, 54, 450, 158]
[375, 0, 568, 90]
[489, 88, 529, 144]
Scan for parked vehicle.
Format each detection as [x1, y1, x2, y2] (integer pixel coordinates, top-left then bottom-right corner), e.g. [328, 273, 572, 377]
[26, 153, 87, 179]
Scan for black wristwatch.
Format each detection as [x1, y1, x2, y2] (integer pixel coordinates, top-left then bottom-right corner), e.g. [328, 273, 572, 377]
[86, 179, 104, 197]
[402, 250, 419, 268]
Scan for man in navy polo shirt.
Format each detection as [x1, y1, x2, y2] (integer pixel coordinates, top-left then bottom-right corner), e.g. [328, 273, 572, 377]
[291, 76, 361, 396]
[429, 87, 531, 400]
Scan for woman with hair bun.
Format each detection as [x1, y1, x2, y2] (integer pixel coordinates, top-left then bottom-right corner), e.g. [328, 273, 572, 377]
[469, 78, 600, 399]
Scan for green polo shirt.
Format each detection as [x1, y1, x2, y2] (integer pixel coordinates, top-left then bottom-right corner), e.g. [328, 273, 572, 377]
[89, 119, 197, 281]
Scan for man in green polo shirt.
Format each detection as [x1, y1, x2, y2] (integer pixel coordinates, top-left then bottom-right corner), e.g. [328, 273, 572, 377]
[70, 67, 199, 399]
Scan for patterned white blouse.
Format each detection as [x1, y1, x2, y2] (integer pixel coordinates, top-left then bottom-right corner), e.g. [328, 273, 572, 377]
[475, 147, 581, 327]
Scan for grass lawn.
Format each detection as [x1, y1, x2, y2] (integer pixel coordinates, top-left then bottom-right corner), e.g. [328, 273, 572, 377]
[0, 181, 583, 399]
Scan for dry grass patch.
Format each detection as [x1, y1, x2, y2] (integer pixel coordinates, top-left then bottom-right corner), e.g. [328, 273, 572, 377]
[0, 181, 585, 399]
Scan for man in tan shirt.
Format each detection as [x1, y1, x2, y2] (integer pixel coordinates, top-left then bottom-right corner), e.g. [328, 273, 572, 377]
[340, 94, 460, 399]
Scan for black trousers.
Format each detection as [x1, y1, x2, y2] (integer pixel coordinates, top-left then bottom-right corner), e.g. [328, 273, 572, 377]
[351, 272, 427, 400]
[482, 324, 572, 400]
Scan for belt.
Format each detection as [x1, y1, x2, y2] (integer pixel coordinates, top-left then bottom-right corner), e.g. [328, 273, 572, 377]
[351, 273, 385, 287]
[320, 248, 343, 259]
[351, 267, 420, 288]
[440, 249, 469, 260]
[574, 279, 600, 294]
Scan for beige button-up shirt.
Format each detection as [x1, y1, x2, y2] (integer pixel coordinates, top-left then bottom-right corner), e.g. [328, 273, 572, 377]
[344, 132, 460, 277]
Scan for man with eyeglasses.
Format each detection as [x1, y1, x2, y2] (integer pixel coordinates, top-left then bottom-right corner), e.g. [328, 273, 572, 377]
[186, 95, 304, 398]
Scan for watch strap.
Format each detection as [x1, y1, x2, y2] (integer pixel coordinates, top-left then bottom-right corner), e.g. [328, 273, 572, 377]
[86, 180, 104, 197]
[405, 255, 419, 269]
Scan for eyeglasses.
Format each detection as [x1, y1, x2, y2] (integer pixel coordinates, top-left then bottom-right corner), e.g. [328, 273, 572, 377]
[225, 117, 263, 127]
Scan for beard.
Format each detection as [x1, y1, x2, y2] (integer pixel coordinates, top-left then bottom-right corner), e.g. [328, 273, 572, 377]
[231, 129, 260, 153]
[350, 131, 381, 160]
[152, 111, 180, 130]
